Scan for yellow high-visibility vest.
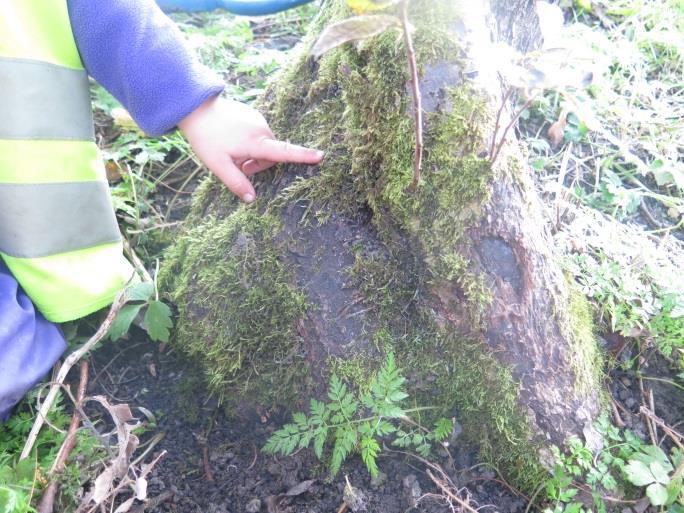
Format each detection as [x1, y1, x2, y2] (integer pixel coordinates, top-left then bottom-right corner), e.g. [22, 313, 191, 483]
[0, 0, 134, 322]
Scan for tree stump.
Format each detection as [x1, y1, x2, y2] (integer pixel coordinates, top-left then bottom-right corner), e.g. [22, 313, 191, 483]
[160, 0, 604, 487]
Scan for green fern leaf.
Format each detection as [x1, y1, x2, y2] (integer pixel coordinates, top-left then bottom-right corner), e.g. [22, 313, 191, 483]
[433, 418, 453, 441]
[360, 435, 380, 477]
[314, 427, 328, 459]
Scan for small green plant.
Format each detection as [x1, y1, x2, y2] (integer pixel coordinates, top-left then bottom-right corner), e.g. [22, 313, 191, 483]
[541, 417, 684, 513]
[109, 280, 173, 343]
[0, 393, 105, 513]
[263, 354, 452, 477]
[624, 445, 684, 508]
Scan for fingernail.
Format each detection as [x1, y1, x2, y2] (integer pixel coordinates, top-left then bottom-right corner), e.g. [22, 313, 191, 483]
[243, 193, 255, 203]
[315, 150, 325, 160]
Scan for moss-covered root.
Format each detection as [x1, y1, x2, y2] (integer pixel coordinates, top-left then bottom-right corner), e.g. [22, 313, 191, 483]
[159, 207, 308, 405]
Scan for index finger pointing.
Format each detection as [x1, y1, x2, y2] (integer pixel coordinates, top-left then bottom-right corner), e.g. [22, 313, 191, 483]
[255, 138, 324, 165]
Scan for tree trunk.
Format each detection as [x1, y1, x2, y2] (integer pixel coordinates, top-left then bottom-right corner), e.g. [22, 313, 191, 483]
[160, 0, 603, 488]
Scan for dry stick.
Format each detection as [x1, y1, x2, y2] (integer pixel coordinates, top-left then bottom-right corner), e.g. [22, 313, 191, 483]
[490, 93, 539, 166]
[388, 447, 479, 513]
[401, 0, 424, 192]
[37, 362, 90, 513]
[21, 292, 127, 460]
[202, 446, 215, 481]
[640, 406, 684, 450]
[78, 450, 167, 513]
[638, 373, 658, 446]
[489, 87, 515, 159]
[128, 490, 175, 513]
[426, 469, 479, 513]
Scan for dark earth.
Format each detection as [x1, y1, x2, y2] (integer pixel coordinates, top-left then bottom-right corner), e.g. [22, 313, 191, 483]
[73, 324, 684, 513]
[84, 332, 530, 513]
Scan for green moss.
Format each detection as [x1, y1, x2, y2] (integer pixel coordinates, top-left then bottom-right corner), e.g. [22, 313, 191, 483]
[327, 354, 380, 395]
[159, 206, 308, 405]
[566, 278, 605, 396]
[396, 326, 546, 490]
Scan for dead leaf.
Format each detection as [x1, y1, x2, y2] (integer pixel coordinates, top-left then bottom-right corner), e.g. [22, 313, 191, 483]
[113, 497, 135, 513]
[87, 396, 141, 504]
[106, 161, 122, 182]
[135, 476, 148, 501]
[311, 15, 400, 58]
[93, 466, 116, 504]
[547, 110, 568, 148]
[285, 479, 315, 497]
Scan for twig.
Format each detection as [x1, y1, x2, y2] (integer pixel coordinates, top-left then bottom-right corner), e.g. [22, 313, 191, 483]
[37, 361, 90, 513]
[122, 238, 153, 283]
[610, 397, 626, 428]
[128, 490, 175, 513]
[639, 406, 684, 450]
[21, 292, 127, 460]
[426, 469, 479, 513]
[490, 92, 539, 166]
[130, 491, 174, 513]
[247, 443, 258, 471]
[386, 446, 479, 513]
[636, 373, 658, 446]
[202, 446, 214, 481]
[489, 87, 514, 159]
[401, 0, 424, 192]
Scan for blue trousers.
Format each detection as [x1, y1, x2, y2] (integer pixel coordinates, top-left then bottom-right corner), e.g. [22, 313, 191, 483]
[0, 261, 66, 421]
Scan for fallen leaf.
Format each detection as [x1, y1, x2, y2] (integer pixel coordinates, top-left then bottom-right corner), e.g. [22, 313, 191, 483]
[311, 15, 400, 58]
[285, 480, 315, 497]
[547, 115, 567, 148]
[135, 476, 148, 501]
[114, 497, 135, 513]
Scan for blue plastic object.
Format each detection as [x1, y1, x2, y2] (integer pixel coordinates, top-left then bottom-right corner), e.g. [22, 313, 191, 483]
[157, 0, 314, 15]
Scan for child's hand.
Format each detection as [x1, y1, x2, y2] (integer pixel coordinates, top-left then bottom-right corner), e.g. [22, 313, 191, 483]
[178, 96, 324, 203]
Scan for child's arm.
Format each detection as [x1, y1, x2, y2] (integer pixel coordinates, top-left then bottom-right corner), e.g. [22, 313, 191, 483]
[67, 0, 322, 202]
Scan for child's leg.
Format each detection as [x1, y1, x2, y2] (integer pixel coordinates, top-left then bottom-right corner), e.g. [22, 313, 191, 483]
[0, 261, 66, 421]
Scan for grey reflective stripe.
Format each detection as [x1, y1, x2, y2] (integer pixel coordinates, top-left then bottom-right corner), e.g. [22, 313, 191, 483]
[0, 57, 94, 141]
[0, 181, 121, 258]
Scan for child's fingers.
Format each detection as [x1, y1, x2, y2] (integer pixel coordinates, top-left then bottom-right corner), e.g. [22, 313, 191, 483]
[255, 138, 324, 164]
[210, 157, 256, 203]
[241, 158, 276, 176]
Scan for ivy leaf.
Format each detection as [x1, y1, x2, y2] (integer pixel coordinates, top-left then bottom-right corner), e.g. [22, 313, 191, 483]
[624, 459, 654, 487]
[311, 15, 400, 58]
[109, 304, 143, 341]
[144, 301, 173, 342]
[125, 282, 155, 302]
[646, 482, 668, 506]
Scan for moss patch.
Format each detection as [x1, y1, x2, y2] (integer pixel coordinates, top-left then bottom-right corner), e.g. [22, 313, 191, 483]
[566, 277, 605, 396]
[159, 206, 308, 405]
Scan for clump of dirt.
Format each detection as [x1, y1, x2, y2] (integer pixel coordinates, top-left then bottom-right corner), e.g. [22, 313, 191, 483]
[87, 333, 527, 512]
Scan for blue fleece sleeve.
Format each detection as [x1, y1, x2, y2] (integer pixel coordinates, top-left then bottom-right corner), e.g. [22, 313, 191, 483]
[67, 0, 225, 136]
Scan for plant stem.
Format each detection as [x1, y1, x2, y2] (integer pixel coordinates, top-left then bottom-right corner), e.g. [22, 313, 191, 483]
[489, 87, 514, 160]
[21, 291, 127, 460]
[401, 0, 423, 192]
[490, 92, 539, 166]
